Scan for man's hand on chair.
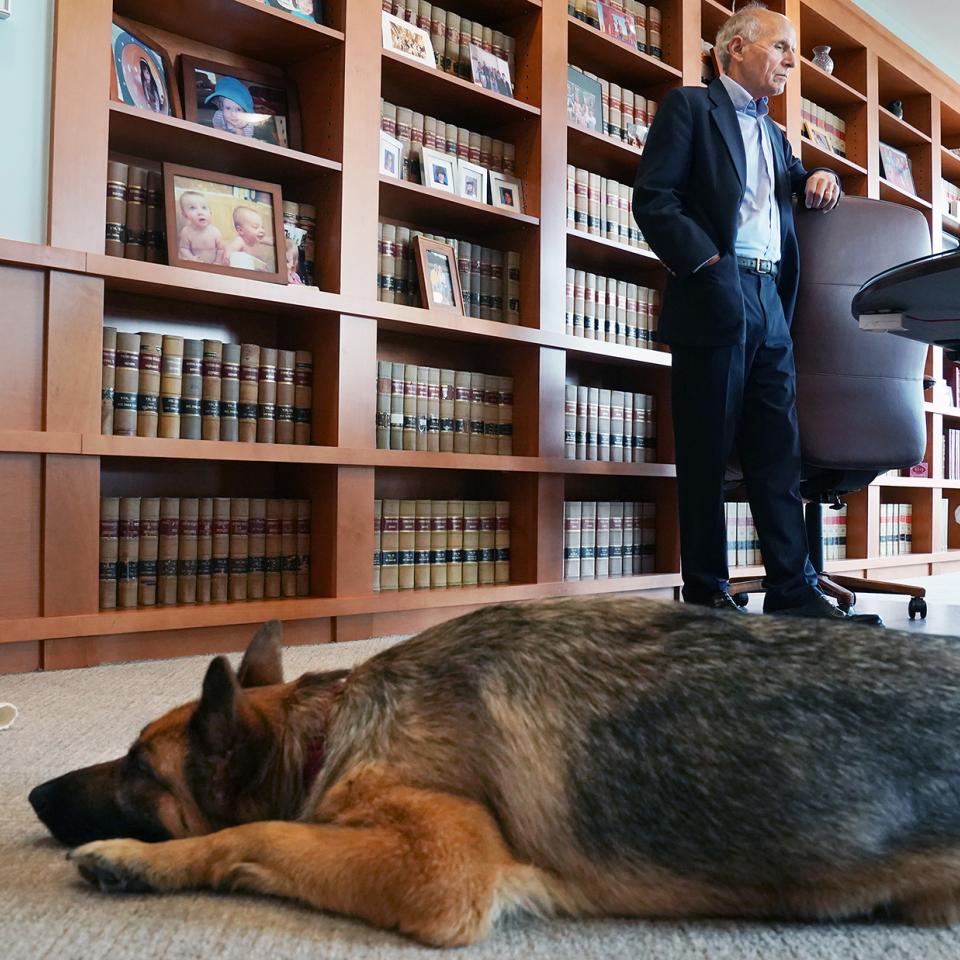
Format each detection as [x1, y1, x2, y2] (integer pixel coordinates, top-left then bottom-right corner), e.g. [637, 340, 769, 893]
[805, 171, 842, 211]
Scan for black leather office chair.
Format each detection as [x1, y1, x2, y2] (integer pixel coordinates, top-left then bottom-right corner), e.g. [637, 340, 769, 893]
[730, 196, 931, 618]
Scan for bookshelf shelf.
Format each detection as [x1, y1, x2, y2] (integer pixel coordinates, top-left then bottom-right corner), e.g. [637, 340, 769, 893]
[566, 228, 663, 275]
[0, 430, 82, 455]
[941, 147, 960, 183]
[799, 57, 866, 109]
[799, 135, 868, 180]
[379, 177, 540, 235]
[701, 0, 733, 43]
[879, 178, 933, 212]
[113, 0, 345, 63]
[108, 103, 343, 185]
[878, 106, 932, 149]
[380, 51, 542, 128]
[567, 16, 682, 90]
[567, 123, 644, 183]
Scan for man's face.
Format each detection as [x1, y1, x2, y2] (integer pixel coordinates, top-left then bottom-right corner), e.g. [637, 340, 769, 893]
[728, 12, 797, 99]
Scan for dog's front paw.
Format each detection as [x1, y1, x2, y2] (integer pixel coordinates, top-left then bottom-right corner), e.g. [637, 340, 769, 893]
[69, 839, 156, 894]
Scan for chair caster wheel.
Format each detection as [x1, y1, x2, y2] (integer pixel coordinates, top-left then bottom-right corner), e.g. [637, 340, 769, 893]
[908, 597, 927, 620]
[732, 593, 749, 608]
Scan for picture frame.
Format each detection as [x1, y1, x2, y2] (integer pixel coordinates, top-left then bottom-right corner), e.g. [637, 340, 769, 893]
[879, 141, 917, 195]
[110, 16, 181, 118]
[180, 56, 302, 150]
[414, 236, 465, 314]
[469, 42, 514, 98]
[163, 163, 287, 284]
[381, 11, 437, 68]
[596, 0, 638, 49]
[489, 171, 524, 213]
[802, 120, 834, 153]
[456, 159, 488, 203]
[379, 130, 404, 179]
[567, 66, 603, 133]
[262, 0, 322, 22]
[419, 146, 457, 194]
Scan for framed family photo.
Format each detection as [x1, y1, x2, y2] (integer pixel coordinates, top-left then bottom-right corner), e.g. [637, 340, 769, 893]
[180, 56, 301, 150]
[469, 43, 513, 97]
[489, 172, 523, 212]
[163, 163, 287, 284]
[457, 159, 488, 203]
[567, 67, 603, 133]
[379, 130, 404, 179]
[879, 141, 917, 195]
[419, 147, 457, 194]
[262, 0, 322, 23]
[110, 16, 181, 118]
[596, 0, 638, 48]
[381, 11, 436, 67]
[414, 236, 464, 314]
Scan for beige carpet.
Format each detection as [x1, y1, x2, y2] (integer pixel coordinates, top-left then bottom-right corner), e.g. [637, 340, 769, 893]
[3, 633, 959, 960]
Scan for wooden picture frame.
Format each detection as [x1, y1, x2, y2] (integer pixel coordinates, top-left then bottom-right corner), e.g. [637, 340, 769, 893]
[110, 15, 182, 118]
[456, 159, 488, 203]
[596, 0, 638, 49]
[414, 236, 464, 313]
[381, 11, 437, 68]
[489, 172, 524, 212]
[419, 146, 457, 194]
[879, 141, 917, 195]
[567, 66, 603, 133]
[180, 56, 302, 151]
[163, 162, 287, 284]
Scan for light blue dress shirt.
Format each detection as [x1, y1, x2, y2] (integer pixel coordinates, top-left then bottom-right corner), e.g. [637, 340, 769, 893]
[719, 74, 781, 264]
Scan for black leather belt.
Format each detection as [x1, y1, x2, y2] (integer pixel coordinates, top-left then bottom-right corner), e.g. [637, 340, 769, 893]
[737, 255, 779, 276]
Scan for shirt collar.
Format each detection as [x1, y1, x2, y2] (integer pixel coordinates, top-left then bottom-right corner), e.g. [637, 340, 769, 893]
[719, 74, 769, 118]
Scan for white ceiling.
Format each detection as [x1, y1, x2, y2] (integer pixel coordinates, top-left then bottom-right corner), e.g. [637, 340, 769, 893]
[849, 0, 960, 84]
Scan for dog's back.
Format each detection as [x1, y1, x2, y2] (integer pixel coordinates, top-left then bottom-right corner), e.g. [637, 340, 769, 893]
[317, 595, 960, 913]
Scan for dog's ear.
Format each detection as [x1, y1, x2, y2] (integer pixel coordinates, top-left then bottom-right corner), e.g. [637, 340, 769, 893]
[237, 620, 284, 688]
[192, 655, 244, 755]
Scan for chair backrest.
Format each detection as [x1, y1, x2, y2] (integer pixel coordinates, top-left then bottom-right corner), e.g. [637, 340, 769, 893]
[792, 196, 929, 472]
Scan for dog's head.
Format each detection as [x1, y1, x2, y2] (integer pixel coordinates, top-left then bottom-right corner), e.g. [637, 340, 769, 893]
[29, 621, 345, 847]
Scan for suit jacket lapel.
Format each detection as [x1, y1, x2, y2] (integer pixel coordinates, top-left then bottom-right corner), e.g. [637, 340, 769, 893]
[708, 78, 746, 194]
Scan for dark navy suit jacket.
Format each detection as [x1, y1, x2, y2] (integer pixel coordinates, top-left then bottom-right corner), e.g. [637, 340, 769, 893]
[633, 78, 830, 347]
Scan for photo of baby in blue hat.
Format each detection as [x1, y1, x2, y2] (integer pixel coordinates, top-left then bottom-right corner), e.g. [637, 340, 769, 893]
[183, 57, 298, 149]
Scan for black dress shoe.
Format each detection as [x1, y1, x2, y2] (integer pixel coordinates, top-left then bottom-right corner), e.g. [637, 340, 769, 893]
[690, 592, 748, 613]
[770, 594, 884, 626]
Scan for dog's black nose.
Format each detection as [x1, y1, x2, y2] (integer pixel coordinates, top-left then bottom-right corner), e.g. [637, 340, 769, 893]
[28, 781, 52, 816]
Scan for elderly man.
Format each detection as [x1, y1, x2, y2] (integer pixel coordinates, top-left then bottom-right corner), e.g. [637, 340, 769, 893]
[633, 3, 872, 620]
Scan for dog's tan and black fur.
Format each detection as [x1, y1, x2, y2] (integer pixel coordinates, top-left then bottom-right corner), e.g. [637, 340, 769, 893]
[29, 596, 960, 945]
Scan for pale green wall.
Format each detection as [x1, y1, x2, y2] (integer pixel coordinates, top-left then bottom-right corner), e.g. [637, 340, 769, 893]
[0, 0, 54, 244]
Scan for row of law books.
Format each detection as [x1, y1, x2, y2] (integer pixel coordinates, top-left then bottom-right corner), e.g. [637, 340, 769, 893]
[377, 363, 513, 454]
[567, 165, 651, 251]
[565, 269, 660, 346]
[385, 1, 517, 83]
[822, 503, 849, 562]
[106, 161, 164, 262]
[801, 98, 847, 157]
[381, 99, 515, 184]
[99, 496, 310, 610]
[879, 503, 913, 556]
[377, 224, 520, 322]
[563, 500, 657, 581]
[569, 1, 664, 61]
[102, 329, 313, 444]
[945, 428, 960, 479]
[374, 499, 510, 592]
[564, 386, 657, 463]
[568, 64, 659, 147]
[725, 502, 763, 568]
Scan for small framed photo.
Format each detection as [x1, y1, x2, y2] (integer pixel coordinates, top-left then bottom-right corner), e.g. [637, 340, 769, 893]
[414, 236, 464, 314]
[469, 43, 513, 98]
[419, 146, 457, 194]
[456, 159, 488, 203]
[489, 172, 524, 212]
[879, 141, 917, 195]
[110, 16, 181, 117]
[381, 11, 436, 68]
[802, 120, 833, 152]
[379, 130, 404, 179]
[164, 163, 287, 284]
[262, 0, 322, 22]
[180, 57, 301, 149]
[596, 0, 638, 48]
[567, 67, 603, 133]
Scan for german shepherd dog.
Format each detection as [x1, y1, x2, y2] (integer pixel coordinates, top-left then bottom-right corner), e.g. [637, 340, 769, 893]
[29, 596, 960, 946]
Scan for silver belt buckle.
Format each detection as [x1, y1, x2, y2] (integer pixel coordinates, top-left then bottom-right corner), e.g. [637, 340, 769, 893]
[754, 257, 764, 272]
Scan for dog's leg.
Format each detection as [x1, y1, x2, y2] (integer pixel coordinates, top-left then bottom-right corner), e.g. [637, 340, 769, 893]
[69, 767, 558, 947]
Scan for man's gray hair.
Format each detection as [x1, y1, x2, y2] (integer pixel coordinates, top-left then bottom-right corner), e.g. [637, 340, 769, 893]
[715, 2, 769, 71]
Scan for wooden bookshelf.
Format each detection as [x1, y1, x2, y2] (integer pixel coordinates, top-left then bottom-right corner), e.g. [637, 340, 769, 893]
[4, 0, 960, 672]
